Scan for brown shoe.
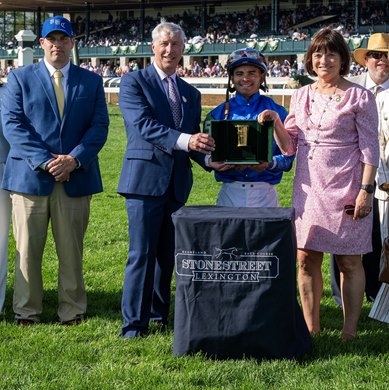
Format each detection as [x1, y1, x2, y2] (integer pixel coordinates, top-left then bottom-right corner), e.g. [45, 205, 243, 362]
[15, 318, 36, 326]
[61, 317, 84, 326]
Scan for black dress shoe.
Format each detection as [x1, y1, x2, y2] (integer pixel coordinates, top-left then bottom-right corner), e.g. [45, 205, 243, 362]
[15, 318, 36, 326]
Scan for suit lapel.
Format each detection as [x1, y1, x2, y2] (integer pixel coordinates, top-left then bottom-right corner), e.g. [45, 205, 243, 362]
[146, 65, 176, 126]
[63, 63, 81, 123]
[35, 61, 61, 123]
[146, 65, 168, 104]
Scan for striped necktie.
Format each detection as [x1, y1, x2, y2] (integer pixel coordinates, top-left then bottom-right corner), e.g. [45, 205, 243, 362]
[372, 85, 381, 97]
[53, 70, 64, 119]
[166, 76, 182, 129]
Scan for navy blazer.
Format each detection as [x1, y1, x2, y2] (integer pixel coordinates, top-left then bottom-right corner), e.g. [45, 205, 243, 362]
[0, 87, 9, 188]
[117, 65, 207, 203]
[0, 87, 8, 166]
[1, 61, 109, 197]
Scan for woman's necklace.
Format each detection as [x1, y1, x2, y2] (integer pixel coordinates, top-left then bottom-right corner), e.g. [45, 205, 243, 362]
[306, 81, 340, 159]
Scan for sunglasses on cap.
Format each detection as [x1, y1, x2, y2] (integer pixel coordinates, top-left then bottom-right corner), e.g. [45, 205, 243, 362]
[366, 51, 388, 60]
[227, 48, 267, 74]
[229, 48, 266, 62]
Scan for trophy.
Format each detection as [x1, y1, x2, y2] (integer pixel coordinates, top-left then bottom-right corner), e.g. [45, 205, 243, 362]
[236, 124, 249, 147]
[209, 120, 273, 164]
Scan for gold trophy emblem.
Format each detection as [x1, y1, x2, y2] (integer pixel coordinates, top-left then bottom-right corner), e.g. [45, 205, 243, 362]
[236, 124, 249, 147]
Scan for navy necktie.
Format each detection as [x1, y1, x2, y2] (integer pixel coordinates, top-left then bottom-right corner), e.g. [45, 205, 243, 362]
[167, 77, 182, 129]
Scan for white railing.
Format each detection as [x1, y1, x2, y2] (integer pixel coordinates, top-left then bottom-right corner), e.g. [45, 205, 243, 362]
[104, 76, 294, 105]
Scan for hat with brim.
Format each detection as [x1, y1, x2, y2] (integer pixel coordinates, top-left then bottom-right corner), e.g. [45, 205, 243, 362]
[227, 57, 267, 74]
[354, 33, 389, 66]
[42, 16, 74, 38]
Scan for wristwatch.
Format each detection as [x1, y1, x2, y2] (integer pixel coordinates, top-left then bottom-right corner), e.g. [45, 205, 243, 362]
[360, 184, 374, 194]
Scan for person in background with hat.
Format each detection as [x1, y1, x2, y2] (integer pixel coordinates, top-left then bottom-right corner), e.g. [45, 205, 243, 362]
[369, 85, 389, 324]
[356, 33, 389, 323]
[1, 16, 109, 325]
[329, 33, 389, 313]
[205, 48, 295, 207]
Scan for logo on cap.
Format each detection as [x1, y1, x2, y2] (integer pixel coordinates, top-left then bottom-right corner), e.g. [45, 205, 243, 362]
[42, 16, 74, 38]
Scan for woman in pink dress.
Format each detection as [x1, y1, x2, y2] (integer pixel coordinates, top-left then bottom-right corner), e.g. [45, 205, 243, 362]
[259, 28, 379, 339]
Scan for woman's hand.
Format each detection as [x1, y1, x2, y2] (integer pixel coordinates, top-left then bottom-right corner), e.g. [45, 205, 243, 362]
[257, 110, 291, 155]
[353, 190, 373, 220]
[257, 110, 281, 124]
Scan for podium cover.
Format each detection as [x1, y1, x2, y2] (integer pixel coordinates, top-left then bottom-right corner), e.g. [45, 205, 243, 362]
[172, 206, 311, 359]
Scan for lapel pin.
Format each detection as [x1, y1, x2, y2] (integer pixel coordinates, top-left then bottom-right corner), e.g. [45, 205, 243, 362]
[182, 96, 187, 103]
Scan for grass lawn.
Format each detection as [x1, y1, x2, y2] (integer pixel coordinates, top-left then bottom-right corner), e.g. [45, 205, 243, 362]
[0, 104, 388, 389]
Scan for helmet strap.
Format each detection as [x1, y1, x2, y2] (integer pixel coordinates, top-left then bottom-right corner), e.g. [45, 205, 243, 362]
[260, 80, 268, 93]
[224, 74, 234, 119]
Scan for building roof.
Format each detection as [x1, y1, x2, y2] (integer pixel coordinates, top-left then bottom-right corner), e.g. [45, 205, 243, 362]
[0, 0, 202, 12]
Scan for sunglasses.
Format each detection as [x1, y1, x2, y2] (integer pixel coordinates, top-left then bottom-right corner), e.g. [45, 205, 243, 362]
[344, 205, 355, 215]
[229, 48, 266, 63]
[366, 51, 388, 60]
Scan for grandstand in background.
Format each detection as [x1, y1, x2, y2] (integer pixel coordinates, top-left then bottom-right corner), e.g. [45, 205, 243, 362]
[0, 0, 388, 71]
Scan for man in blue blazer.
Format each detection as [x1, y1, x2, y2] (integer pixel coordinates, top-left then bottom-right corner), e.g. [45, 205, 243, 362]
[1, 16, 109, 325]
[118, 21, 215, 338]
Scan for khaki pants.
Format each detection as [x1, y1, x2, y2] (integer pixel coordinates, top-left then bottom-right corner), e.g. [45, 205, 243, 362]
[11, 182, 90, 322]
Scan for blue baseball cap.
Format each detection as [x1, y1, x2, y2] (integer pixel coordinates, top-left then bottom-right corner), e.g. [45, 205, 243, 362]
[42, 16, 74, 38]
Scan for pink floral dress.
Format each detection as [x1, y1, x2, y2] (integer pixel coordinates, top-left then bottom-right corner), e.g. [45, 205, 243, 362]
[284, 84, 379, 254]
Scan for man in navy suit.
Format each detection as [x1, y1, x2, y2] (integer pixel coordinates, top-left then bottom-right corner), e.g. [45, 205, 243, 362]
[1, 16, 109, 325]
[118, 21, 215, 338]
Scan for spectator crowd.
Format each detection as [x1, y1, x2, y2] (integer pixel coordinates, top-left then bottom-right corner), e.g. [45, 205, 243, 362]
[73, 56, 366, 80]
[70, 1, 389, 49]
[1, 0, 385, 79]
